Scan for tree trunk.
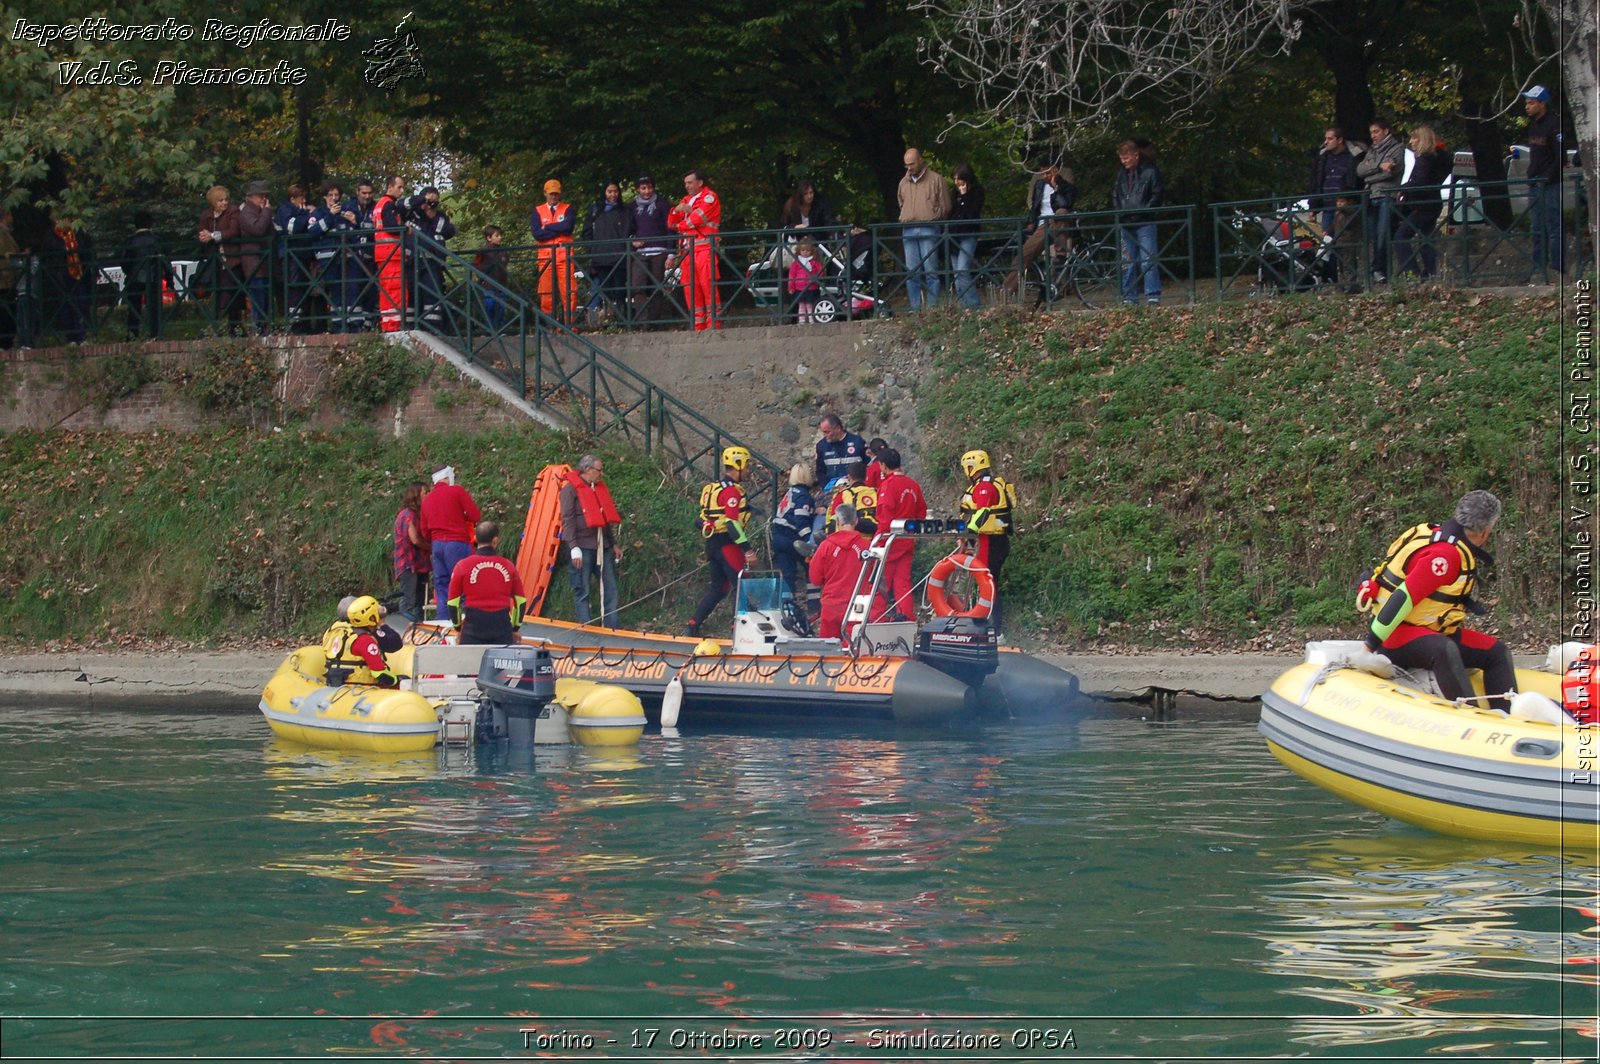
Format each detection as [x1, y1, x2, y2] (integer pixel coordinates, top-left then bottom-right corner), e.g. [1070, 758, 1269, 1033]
[1459, 88, 1514, 230]
[1301, 0, 1381, 138]
[1540, 0, 1598, 273]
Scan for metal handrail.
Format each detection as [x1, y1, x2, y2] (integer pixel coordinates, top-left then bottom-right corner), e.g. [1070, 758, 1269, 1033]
[408, 233, 784, 516]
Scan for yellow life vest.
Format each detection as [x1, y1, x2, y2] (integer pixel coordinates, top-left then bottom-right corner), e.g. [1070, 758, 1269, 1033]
[698, 478, 749, 538]
[1371, 522, 1477, 634]
[827, 483, 878, 533]
[960, 474, 1016, 536]
[321, 621, 383, 686]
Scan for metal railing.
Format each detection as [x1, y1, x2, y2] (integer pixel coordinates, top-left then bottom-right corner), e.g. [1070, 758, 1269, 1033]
[10, 186, 1573, 352]
[408, 233, 784, 517]
[1211, 176, 1569, 297]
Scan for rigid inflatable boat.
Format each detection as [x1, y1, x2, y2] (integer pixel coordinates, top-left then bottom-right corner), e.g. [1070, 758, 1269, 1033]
[260, 642, 645, 751]
[1259, 641, 1599, 848]
[407, 468, 1083, 727]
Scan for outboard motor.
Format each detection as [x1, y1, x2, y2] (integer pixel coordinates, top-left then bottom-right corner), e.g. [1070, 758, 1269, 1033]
[477, 644, 558, 744]
[915, 615, 999, 689]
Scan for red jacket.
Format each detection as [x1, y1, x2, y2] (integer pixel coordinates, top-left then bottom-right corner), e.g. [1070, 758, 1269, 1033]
[421, 482, 481, 543]
[448, 549, 526, 614]
[671, 188, 722, 241]
[1384, 539, 1467, 649]
[808, 528, 869, 638]
[876, 470, 927, 558]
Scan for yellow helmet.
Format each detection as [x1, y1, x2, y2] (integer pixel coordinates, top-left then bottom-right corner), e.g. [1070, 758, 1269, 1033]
[961, 449, 991, 478]
[347, 595, 384, 628]
[721, 445, 751, 471]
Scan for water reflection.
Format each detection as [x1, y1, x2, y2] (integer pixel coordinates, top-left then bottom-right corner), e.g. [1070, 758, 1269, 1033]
[253, 733, 1016, 1010]
[1256, 835, 1599, 1050]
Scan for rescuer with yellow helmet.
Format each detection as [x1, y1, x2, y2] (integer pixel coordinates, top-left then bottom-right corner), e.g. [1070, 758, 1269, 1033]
[321, 594, 403, 687]
[958, 448, 1017, 633]
[1357, 489, 1517, 710]
[688, 445, 758, 636]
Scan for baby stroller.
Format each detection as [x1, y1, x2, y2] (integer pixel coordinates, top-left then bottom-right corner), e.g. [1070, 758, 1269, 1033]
[1238, 210, 1340, 295]
[747, 230, 890, 323]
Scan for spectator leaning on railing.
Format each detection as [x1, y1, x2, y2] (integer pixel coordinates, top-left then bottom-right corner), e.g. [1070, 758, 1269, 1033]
[1520, 84, 1565, 278]
[1356, 119, 1405, 280]
[582, 180, 635, 324]
[897, 147, 951, 310]
[1111, 140, 1163, 305]
[628, 175, 676, 328]
[1393, 125, 1453, 281]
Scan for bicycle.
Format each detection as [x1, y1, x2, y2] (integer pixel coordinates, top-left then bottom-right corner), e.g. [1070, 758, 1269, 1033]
[1024, 223, 1120, 309]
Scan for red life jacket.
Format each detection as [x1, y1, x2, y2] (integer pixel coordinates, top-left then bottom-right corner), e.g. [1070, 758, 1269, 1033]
[1563, 644, 1598, 725]
[564, 469, 622, 528]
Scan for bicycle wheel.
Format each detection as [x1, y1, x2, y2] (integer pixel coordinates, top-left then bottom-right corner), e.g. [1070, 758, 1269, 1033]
[1067, 240, 1121, 308]
[1024, 259, 1060, 306]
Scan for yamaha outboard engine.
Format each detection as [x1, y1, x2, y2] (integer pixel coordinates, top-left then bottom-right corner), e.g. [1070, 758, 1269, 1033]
[477, 645, 557, 744]
[916, 615, 1000, 689]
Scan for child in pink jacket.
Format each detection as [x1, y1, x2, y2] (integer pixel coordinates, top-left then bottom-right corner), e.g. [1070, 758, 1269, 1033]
[787, 239, 824, 323]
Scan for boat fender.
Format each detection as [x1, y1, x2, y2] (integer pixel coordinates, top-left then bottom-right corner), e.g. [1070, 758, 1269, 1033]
[1305, 640, 1395, 677]
[661, 672, 684, 728]
[1547, 641, 1590, 673]
[1508, 690, 1574, 725]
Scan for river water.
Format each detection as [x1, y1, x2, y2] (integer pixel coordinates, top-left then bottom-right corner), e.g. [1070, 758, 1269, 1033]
[1, 706, 1596, 1061]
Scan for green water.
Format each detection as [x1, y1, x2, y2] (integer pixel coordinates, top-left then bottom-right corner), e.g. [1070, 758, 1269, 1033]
[0, 707, 1596, 1061]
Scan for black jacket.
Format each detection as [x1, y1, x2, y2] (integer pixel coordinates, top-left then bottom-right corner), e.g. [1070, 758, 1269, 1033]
[1027, 176, 1076, 228]
[1399, 147, 1454, 209]
[582, 201, 635, 265]
[1111, 162, 1163, 222]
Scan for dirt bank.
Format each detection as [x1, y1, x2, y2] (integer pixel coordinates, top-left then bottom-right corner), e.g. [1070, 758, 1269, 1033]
[0, 649, 1302, 714]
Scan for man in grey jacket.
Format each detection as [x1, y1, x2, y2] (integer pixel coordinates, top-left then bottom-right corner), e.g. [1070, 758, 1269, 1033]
[1355, 119, 1405, 281]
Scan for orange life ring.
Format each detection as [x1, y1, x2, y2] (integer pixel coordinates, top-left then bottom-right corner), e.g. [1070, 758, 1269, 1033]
[926, 551, 995, 619]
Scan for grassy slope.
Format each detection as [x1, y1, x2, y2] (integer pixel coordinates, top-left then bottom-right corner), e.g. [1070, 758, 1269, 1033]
[0, 427, 705, 646]
[0, 289, 1564, 649]
[911, 289, 1563, 647]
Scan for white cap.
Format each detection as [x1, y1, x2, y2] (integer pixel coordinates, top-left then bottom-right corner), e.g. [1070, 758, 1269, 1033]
[431, 465, 455, 485]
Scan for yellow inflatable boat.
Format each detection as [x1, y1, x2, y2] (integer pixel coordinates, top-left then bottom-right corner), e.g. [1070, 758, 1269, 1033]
[260, 643, 646, 752]
[1260, 642, 1599, 848]
[260, 645, 440, 753]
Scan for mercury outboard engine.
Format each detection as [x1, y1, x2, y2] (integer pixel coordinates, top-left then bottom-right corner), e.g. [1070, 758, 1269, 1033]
[477, 645, 557, 744]
[916, 615, 999, 689]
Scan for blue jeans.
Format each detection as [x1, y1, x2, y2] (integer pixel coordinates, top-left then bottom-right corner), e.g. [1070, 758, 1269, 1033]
[568, 547, 620, 628]
[1527, 182, 1565, 275]
[901, 226, 941, 308]
[431, 540, 472, 621]
[1119, 223, 1160, 303]
[1369, 197, 1396, 278]
[952, 235, 980, 308]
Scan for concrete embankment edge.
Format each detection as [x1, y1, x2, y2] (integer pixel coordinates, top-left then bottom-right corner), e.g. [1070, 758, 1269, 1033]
[0, 650, 1307, 713]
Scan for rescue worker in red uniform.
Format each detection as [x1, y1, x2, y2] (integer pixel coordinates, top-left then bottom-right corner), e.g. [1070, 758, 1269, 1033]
[1358, 489, 1518, 711]
[874, 448, 927, 619]
[959, 449, 1016, 633]
[321, 594, 403, 687]
[531, 179, 577, 323]
[669, 169, 722, 330]
[448, 520, 528, 645]
[809, 503, 871, 642]
[688, 445, 757, 635]
[372, 175, 408, 332]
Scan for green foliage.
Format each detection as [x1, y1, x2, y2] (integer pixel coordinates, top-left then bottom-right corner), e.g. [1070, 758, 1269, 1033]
[0, 425, 705, 645]
[177, 340, 279, 422]
[324, 337, 430, 415]
[93, 350, 159, 409]
[911, 290, 1562, 646]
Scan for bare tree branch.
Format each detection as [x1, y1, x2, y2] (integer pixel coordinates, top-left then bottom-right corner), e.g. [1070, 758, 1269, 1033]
[913, 0, 1306, 150]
